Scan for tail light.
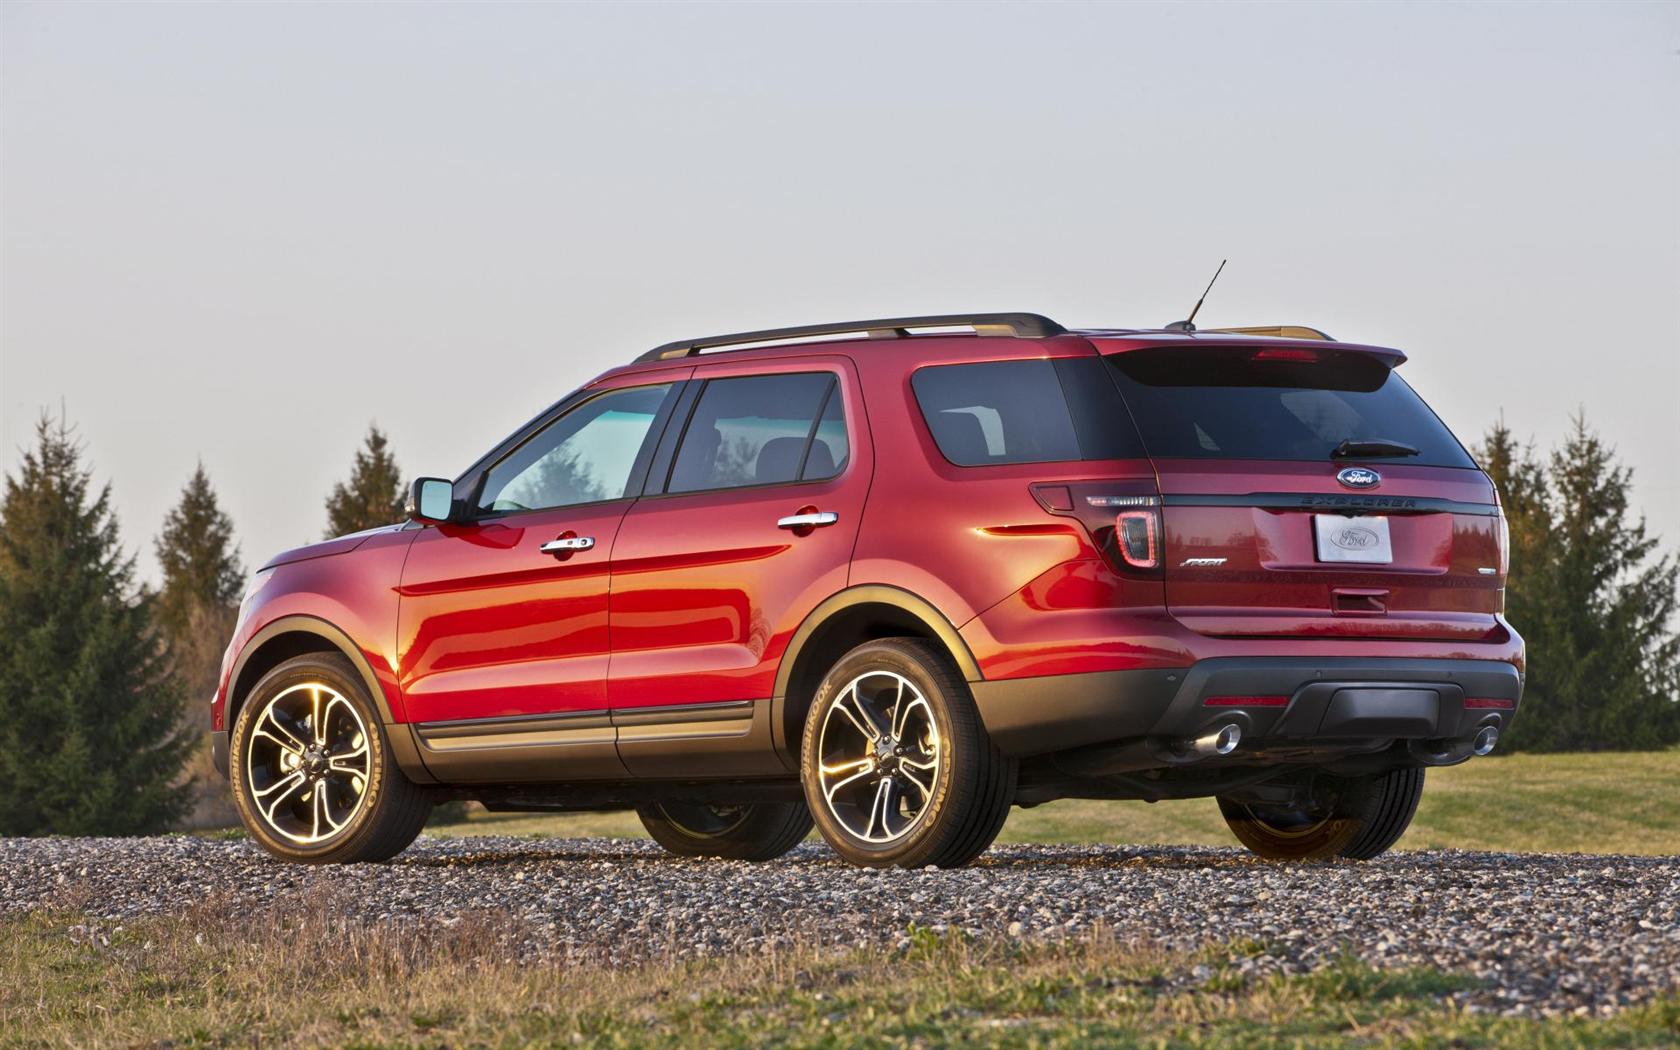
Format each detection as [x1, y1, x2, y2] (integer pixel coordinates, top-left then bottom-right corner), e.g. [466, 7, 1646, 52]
[1116, 509, 1159, 569]
[1030, 483, 1163, 577]
[1496, 509, 1510, 576]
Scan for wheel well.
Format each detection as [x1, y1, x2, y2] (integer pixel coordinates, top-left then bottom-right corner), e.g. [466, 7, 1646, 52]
[779, 602, 960, 750]
[227, 631, 340, 725]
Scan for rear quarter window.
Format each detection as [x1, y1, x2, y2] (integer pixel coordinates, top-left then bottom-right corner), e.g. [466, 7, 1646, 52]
[911, 358, 1143, 466]
[1106, 347, 1476, 468]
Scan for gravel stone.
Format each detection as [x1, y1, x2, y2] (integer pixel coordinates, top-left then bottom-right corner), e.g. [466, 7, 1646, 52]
[3, 835, 1676, 1018]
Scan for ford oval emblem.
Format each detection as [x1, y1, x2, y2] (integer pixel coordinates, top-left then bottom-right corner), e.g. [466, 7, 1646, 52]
[1336, 467, 1382, 489]
[1329, 525, 1381, 550]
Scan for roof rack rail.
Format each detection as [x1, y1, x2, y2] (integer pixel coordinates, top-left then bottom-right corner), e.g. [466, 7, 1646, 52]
[636, 312, 1066, 363]
[1204, 325, 1336, 341]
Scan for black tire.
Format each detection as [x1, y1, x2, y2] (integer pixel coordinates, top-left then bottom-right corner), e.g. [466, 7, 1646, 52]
[635, 801, 812, 861]
[1217, 767, 1425, 861]
[800, 638, 1016, 869]
[229, 653, 433, 864]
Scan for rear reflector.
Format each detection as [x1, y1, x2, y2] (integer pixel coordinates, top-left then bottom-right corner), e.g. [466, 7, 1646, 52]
[1464, 697, 1516, 710]
[1203, 695, 1289, 708]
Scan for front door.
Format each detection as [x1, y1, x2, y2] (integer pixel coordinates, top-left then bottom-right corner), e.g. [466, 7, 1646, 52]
[607, 358, 871, 774]
[396, 379, 683, 725]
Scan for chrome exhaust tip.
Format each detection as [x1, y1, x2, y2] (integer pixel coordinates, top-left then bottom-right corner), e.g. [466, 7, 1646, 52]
[1185, 723, 1242, 758]
[1472, 725, 1499, 756]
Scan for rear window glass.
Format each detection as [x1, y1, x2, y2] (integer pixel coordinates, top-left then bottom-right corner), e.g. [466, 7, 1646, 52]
[911, 358, 1143, 466]
[1105, 348, 1475, 467]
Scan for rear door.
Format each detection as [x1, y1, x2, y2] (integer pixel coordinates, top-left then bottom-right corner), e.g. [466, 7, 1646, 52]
[606, 357, 870, 772]
[1102, 344, 1505, 641]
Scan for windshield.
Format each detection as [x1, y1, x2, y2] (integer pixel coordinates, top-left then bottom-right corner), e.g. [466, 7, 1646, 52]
[1104, 347, 1475, 468]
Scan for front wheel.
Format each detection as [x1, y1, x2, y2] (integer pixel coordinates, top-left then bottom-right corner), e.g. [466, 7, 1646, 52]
[800, 638, 1015, 869]
[229, 653, 433, 864]
[636, 801, 812, 861]
[1217, 767, 1425, 861]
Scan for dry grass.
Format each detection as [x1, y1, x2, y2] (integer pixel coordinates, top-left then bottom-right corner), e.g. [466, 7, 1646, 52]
[4, 894, 1677, 1048]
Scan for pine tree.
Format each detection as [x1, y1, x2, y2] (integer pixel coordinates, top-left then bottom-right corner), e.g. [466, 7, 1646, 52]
[0, 415, 192, 834]
[1480, 413, 1680, 751]
[156, 463, 243, 649]
[156, 463, 243, 717]
[324, 424, 406, 538]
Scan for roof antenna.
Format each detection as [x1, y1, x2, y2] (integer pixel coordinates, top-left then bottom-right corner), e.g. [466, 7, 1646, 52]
[1164, 259, 1227, 332]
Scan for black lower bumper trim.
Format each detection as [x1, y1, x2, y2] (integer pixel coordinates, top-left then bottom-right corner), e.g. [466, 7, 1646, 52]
[971, 657, 1522, 758]
[211, 730, 229, 779]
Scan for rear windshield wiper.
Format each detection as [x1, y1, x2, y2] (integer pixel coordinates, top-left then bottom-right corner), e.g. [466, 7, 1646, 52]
[1331, 438, 1420, 459]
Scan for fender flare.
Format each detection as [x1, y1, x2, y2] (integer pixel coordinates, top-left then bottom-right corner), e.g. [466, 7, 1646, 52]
[769, 584, 982, 763]
[229, 615, 400, 723]
[222, 615, 436, 785]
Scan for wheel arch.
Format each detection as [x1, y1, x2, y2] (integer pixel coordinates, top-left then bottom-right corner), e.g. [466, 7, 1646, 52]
[223, 616, 435, 784]
[770, 585, 980, 767]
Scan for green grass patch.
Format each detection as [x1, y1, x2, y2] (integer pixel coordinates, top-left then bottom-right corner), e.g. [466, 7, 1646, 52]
[424, 751, 1680, 856]
[3, 904, 1676, 1048]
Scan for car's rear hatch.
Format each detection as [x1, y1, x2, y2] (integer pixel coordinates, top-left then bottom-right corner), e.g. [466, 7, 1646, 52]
[1100, 341, 1506, 642]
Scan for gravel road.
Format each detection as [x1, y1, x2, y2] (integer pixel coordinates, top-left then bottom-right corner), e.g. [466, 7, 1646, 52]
[4, 835, 1677, 1018]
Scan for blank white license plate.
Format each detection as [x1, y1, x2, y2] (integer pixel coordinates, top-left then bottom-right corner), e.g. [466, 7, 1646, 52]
[1314, 514, 1393, 564]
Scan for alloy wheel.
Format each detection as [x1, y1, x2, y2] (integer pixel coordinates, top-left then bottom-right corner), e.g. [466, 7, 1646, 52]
[244, 682, 372, 844]
[815, 670, 942, 844]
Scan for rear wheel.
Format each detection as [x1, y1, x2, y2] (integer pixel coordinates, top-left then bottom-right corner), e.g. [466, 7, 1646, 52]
[229, 653, 433, 864]
[1218, 768, 1425, 861]
[636, 801, 811, 860]
[801, 638, 1015, 869]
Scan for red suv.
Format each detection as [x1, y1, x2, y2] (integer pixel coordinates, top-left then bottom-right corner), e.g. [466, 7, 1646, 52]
[213, 313, 1522, 868]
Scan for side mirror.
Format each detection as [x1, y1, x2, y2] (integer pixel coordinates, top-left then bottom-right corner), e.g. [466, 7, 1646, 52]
[406, 477, 456, 524]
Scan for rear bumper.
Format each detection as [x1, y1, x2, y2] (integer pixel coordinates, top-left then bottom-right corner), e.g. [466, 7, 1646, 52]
[971, 656, 1522, 758]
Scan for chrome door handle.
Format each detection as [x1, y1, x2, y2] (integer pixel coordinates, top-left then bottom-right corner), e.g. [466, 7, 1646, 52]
[540, 536, 595, 553]
[777, 511, 838, 530]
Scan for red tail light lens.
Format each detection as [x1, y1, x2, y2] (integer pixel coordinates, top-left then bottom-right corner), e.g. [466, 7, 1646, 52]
[1116, 509, 1159, 569]
[1204, 695, 1290, 708]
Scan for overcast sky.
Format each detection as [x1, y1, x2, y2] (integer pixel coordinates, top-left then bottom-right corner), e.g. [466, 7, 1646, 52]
[3, 1, 1676, 583]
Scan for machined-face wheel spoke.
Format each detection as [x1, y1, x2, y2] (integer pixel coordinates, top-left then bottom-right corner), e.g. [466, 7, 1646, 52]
[815, 670, 943, 845]
[833, 685, 880, 741]
[256, 770, 308, 823]
[899, 764, 934, 803]
[256, 707, 307, 756]
[244, 681, 372, 846]
[822, 761, 875, 804]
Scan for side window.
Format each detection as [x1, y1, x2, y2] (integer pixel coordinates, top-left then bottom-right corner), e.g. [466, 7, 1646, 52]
[667, 372, 841, 493]
[911, 358, 1142, 466]
[804, 383, 849, 481]
[477, 384, 672, 514]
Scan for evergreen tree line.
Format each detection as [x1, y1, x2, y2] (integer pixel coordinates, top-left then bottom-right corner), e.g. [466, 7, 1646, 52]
[1, 419, 406, 835]
[0, 409, 1675, 835]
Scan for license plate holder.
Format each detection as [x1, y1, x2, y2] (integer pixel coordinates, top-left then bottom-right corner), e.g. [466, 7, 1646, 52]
[1314, 514, 1393, 564]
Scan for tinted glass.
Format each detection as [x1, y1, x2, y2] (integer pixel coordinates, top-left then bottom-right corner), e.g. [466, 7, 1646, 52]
[911, 358, 1143, 466]
[668, 373, 835, 493]
[477, 384, 671, 513]
[1106, 348, 1475, 467]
